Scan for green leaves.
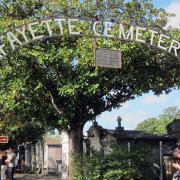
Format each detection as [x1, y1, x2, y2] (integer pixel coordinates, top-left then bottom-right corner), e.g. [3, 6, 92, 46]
[71, 145, 152, 180]
[136, 106, 180, 134]
[59, 84, 79, 96]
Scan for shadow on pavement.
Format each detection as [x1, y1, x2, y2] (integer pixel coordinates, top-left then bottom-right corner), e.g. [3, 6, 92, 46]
[14, 174, 61, 180]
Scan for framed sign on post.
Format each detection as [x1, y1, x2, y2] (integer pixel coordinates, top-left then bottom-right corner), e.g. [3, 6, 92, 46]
[0, 136, 9, 143]
[95, 48, 121, 68]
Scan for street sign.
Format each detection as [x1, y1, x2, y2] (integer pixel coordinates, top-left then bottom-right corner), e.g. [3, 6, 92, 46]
[95, 48, 121, 68]
[0, 136, 9, 143]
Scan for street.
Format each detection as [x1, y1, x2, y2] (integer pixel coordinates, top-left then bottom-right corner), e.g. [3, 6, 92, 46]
[14, 174, 61, 180]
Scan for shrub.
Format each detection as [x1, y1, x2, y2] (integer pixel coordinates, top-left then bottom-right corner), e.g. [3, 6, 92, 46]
[71, 145, 152, 180]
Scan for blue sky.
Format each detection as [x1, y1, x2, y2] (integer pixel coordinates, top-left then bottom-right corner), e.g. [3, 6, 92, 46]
[84, 0, 180, 132]
[153, 0, 172, 8]
[84, 89, 180, 131]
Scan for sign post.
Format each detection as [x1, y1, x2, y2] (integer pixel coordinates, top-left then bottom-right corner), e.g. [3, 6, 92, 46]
[0, 136, 9, 143]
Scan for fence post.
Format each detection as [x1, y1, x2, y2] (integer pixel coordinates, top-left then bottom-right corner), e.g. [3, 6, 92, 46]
[160, 141, 163, 180]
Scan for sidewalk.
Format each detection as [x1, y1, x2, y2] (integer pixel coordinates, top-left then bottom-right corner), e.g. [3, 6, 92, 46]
[14, 173, 61, 180]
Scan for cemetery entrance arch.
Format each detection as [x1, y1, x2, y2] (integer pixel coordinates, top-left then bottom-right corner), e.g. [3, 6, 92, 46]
[0, 17, 179, 60]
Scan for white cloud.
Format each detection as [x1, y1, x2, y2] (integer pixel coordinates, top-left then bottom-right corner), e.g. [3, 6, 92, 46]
[142, 94, 169, 105]
[174, 99, 180, 107]
[120, 111, 148, 130]
[166, 1, 180, 28]
[121, 102, 131, 110]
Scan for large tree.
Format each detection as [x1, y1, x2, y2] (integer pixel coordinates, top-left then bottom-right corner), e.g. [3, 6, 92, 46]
[0, 77, 51, 145]
[0, 0, 179, 157]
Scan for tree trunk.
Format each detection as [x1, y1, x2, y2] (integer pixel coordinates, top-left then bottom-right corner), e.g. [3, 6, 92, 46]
[68, 124, 84, 154]
[68, 124, 84, 180]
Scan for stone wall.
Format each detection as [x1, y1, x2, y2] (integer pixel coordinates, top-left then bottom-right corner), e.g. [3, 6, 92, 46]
[61, 131, 69, 180]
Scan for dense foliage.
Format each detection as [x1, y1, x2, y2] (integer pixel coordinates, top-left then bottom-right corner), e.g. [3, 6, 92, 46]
[71, 145, 152, 180]
[136, 106, 180, 134]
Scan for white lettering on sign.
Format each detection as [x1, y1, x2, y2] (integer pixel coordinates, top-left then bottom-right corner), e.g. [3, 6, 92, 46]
[28, 22, 44, 40]
[158, 34, 170, 51]
[7, 32, 23, 50]
[0, 44, 7, 58]
[0, 17, 179, 59]
[54, 18, 66, 35]
[93, 21, 101, 36]
[136, 27, 146, 43]
[42, 20, 53, 36]
[104, 22, 115, 38]
[119, 24, 134, 40]
[148, 30, 158, 45]
[68, 19, 80, 35]
[169, 40, 180, 57]
[16, 26, 29, 43]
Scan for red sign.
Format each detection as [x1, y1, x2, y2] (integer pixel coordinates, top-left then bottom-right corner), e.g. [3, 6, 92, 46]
[0, 136, 9, 143]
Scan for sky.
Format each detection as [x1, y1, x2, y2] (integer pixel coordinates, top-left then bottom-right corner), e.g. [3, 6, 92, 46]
[153, 0, 172, 8]
[84, 0, 180, 132]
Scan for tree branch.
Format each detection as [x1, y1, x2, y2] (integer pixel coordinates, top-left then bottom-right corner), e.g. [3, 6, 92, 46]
[47, 89, 62, 116]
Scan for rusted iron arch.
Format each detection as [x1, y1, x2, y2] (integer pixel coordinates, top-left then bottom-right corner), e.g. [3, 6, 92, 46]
[0, 17, 179, 60]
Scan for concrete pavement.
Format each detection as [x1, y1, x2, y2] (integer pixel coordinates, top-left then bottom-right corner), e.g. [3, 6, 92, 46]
[14, 173, 61, 180]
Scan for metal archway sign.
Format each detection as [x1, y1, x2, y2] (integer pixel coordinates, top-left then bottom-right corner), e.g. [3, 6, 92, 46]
[0, 17, 179, 60]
